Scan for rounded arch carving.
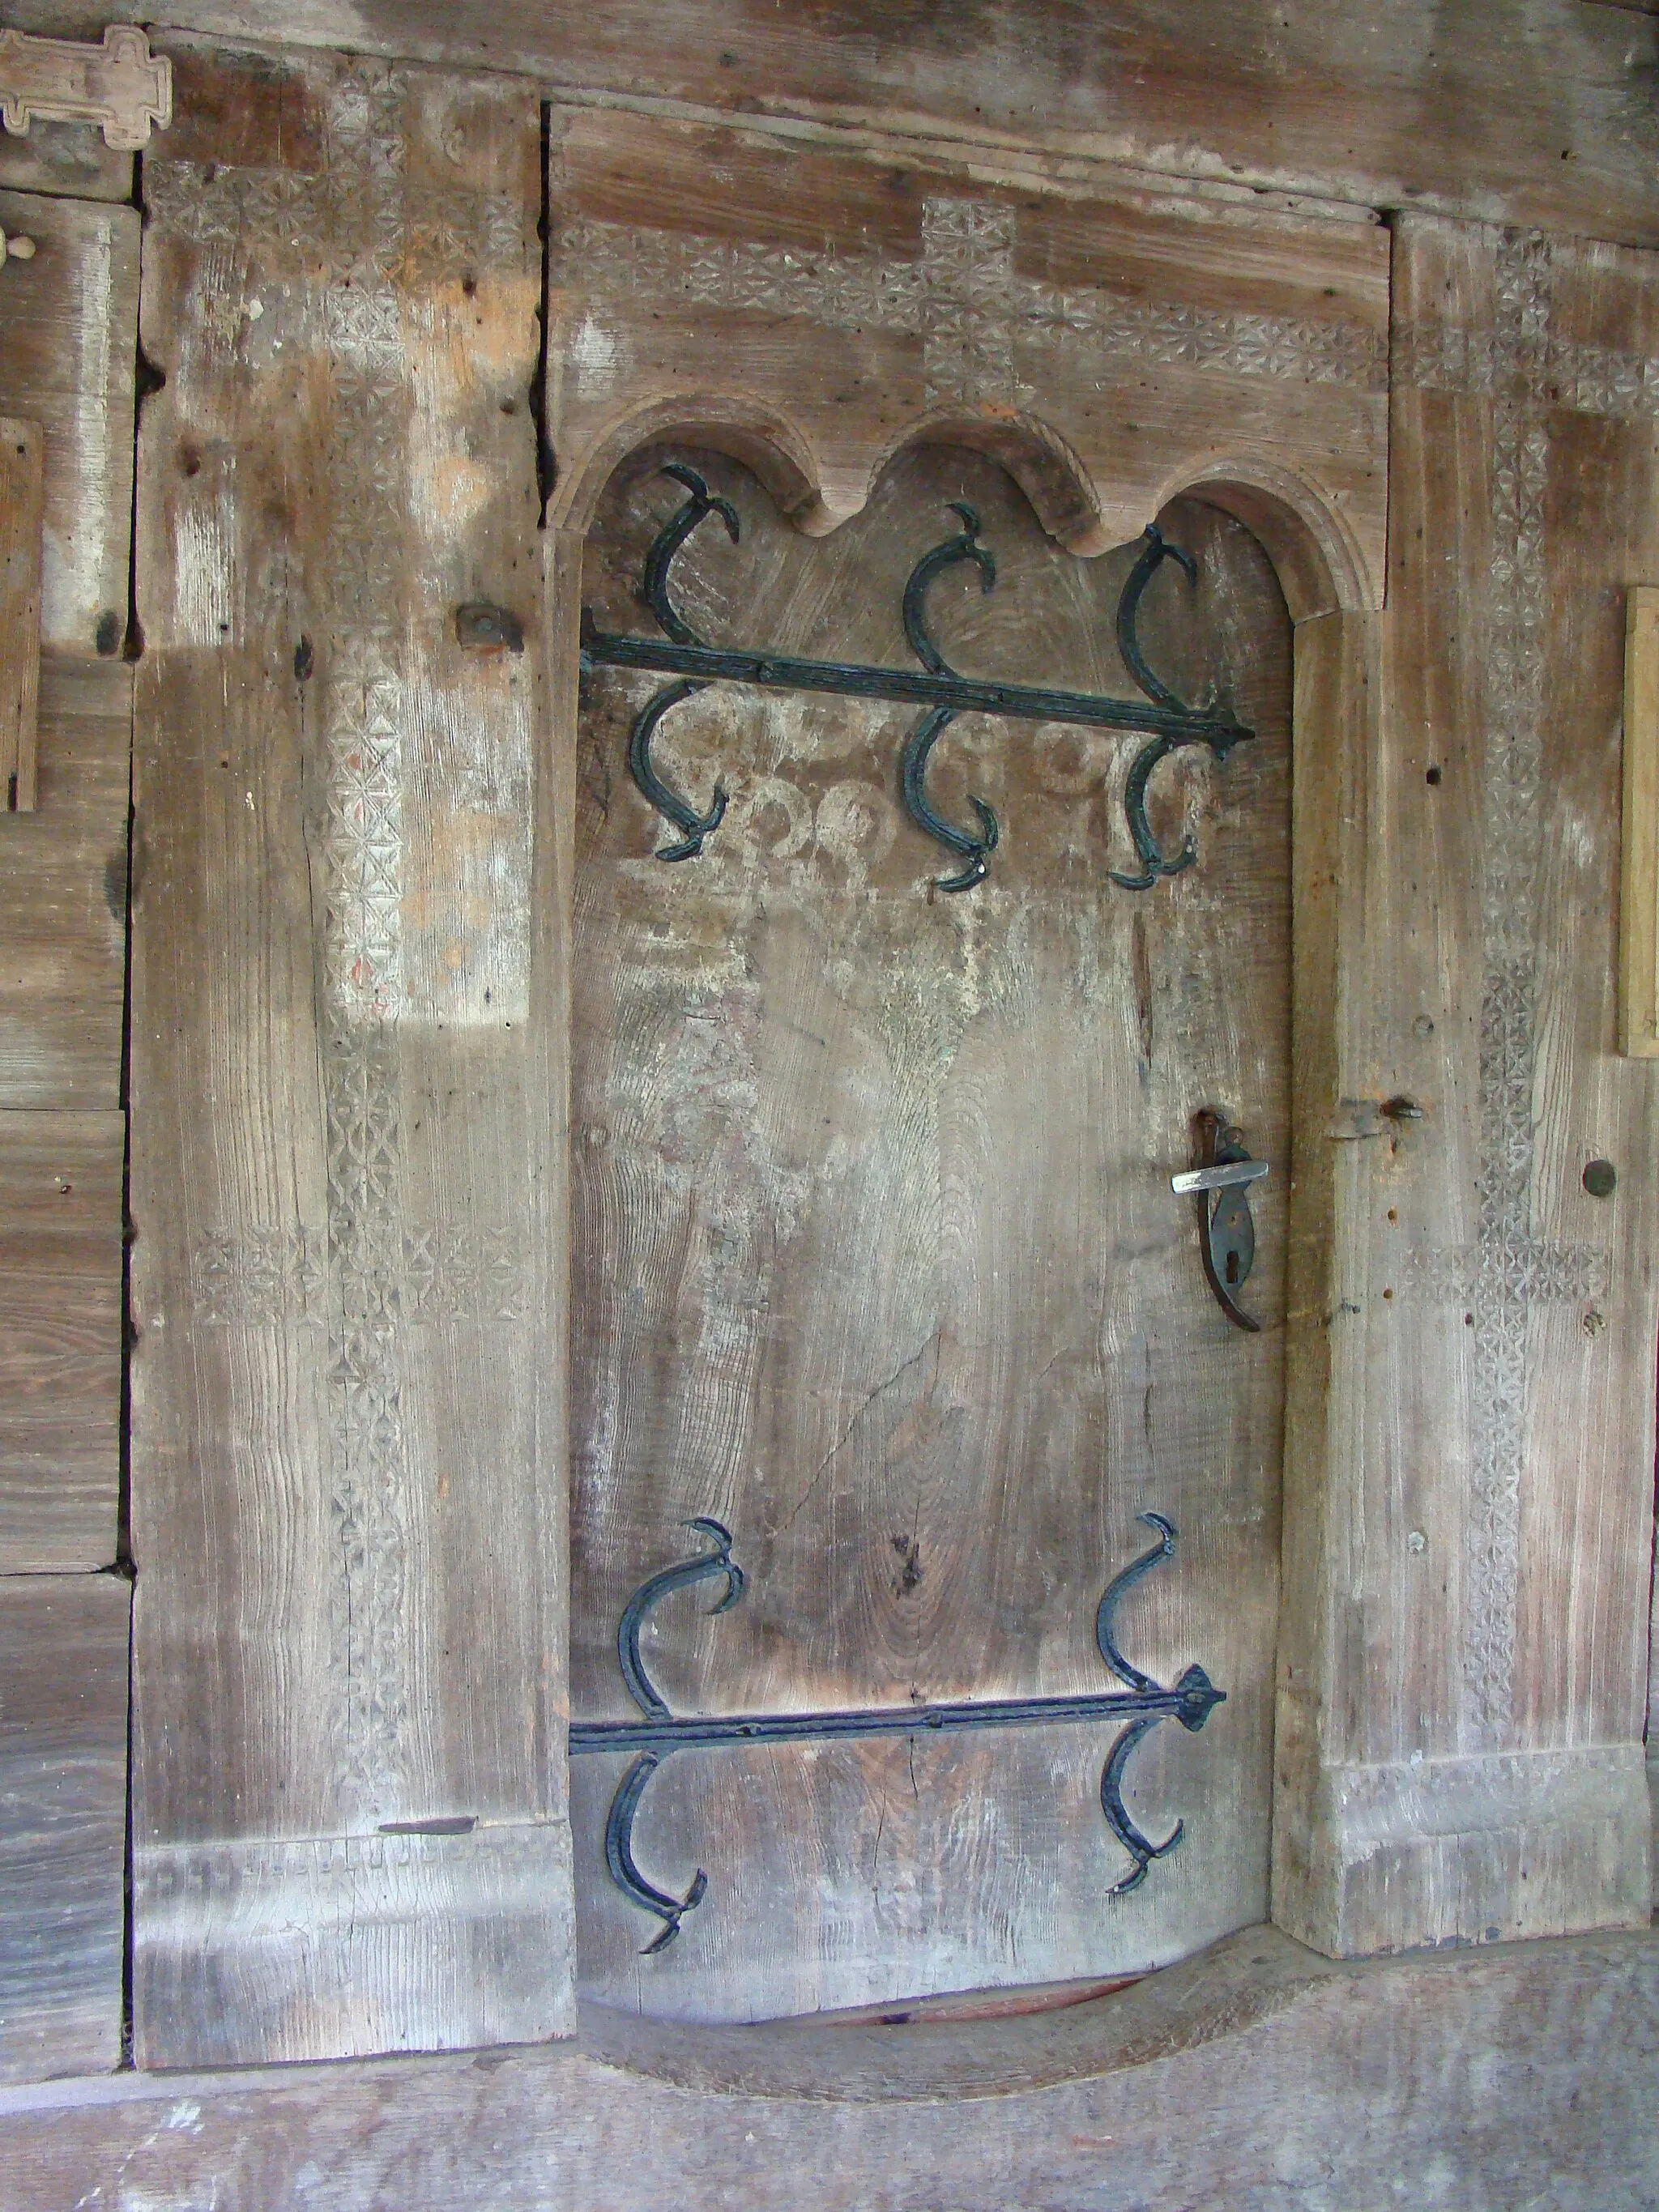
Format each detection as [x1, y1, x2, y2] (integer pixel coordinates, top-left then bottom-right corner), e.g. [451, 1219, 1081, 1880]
[868, 406, 1108, 556]
[552, 394, 832, 539]
[555, 399, 1111, 558]
[556, 403, 1376, 624]
[1149, 451, 1377, 621]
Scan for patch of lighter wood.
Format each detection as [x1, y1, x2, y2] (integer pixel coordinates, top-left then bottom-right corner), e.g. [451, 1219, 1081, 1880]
[1618, 586, 1659, 1055]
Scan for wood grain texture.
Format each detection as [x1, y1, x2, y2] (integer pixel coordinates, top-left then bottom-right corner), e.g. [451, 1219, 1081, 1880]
[1273, 215, 1659, 1958]
[0, 110, 130, 200]
[0, 654, 130, 1108]
[545, 109, 1389, 612]
[129, 38, 573, 2066]
[570, 445, 1293, 2019]
[0, 188, 136, 654]
[0, 419, 43, 812]
[2, 1926, 1657, 2209]
[0, 1109, 122, 1571]
[0, 1571, 128, 2086]
[1619, 586, 1659, 1054]
[15, 2, 1659, 247]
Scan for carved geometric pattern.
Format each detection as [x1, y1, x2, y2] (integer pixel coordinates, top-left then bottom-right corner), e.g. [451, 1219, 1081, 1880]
[919, 198, 1021, 404]
[552, 202, 1388, 402]
[190, 1225, 531, 1325]
[1393, 319, 1659, 422]
[1401, 1240, 1610, 1306]
[149, 59, 531, 1824]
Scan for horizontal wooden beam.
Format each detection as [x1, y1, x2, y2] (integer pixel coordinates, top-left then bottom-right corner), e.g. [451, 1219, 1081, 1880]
[1, 1927, 1656, 2205]
[7, 2, 1659, 244]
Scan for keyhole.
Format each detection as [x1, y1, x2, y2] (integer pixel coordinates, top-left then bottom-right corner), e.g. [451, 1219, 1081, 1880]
[1225, 1249, 1240, 1285]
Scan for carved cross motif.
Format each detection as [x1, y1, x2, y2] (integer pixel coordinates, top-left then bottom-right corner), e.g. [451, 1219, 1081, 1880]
[0, 26, 171, 151]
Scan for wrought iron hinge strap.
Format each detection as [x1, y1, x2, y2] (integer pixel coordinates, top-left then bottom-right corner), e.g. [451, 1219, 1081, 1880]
[583, 470, 1256, 890]
[569, 1678, 1220, 1757]
[578, 1511, 1225, 1951]
[581, 620, 1251, 748]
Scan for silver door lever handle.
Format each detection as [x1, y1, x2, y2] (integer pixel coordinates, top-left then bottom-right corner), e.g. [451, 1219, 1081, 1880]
[1169, 1158, 1270, 1196]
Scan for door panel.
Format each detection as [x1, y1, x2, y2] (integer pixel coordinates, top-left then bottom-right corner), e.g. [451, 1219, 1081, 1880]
[570, 443, 1291, 2020]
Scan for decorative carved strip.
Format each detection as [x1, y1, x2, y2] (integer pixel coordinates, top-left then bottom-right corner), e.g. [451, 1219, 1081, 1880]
[1473, 231, 1551, 1742]
[1401, 1239, 1609, 1306]
[0, 26, 170, 151]
[143, 163, 522, 288]
[552, 202, 1388, 404]
[1392, 318, 1659, 421]
[190, 1226, 531, 1325]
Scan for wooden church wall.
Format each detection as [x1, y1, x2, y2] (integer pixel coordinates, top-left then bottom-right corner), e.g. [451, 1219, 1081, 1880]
[0, 4, 1652, 2129]
[16, 0, 1659, 248]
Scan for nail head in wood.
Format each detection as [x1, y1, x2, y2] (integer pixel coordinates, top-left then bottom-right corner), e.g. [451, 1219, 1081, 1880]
[454, 601, 525, 653]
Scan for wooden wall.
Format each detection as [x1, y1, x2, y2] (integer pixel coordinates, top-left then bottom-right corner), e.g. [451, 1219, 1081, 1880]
[0, 9, 1651, 2178]
[0, 113, 134, 2085]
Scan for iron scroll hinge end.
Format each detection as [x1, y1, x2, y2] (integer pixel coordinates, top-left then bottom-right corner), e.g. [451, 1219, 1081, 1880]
[607, 1516, 746, 1952]
[1094, 1512, 1226, 1894]
[625, 469, 742, 861]
[626, 678, 728, 863]
[898, 506, 1002, 890]
[1107, 523, 1248, 893]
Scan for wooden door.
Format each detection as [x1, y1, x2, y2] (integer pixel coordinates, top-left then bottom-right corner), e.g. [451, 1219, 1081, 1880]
[569, 441, 1292, 2021]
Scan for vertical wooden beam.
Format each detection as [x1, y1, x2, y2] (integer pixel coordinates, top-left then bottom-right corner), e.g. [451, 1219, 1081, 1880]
[0, 418, 41, 812]
[1273, 603, 1383, 1948]
[130, 39, 574, 2067]
[1277, 215, 1657, 1958]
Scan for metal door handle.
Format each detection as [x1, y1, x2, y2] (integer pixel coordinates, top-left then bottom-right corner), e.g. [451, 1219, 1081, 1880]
[1172, 1112, 1267, 1332]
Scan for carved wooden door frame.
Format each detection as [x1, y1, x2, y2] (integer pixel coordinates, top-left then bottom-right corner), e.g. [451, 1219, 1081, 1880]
[539, 125, 1392, 1975]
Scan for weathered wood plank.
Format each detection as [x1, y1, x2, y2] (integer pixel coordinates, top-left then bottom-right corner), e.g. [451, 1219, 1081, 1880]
[0, 113, 130, 201]
[569, 445, 1293, 2018]
[0, 418, 43, 812]
[0, 189, 136, 654]
[0, 1571, 128, 2086]
[130, 38, 572, 2066]
[0, 1109, 122, 1571]
[2, 1926, 1657, 2209]
[0, 654, 130, 1110]
[13, 2, 1659, 246]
